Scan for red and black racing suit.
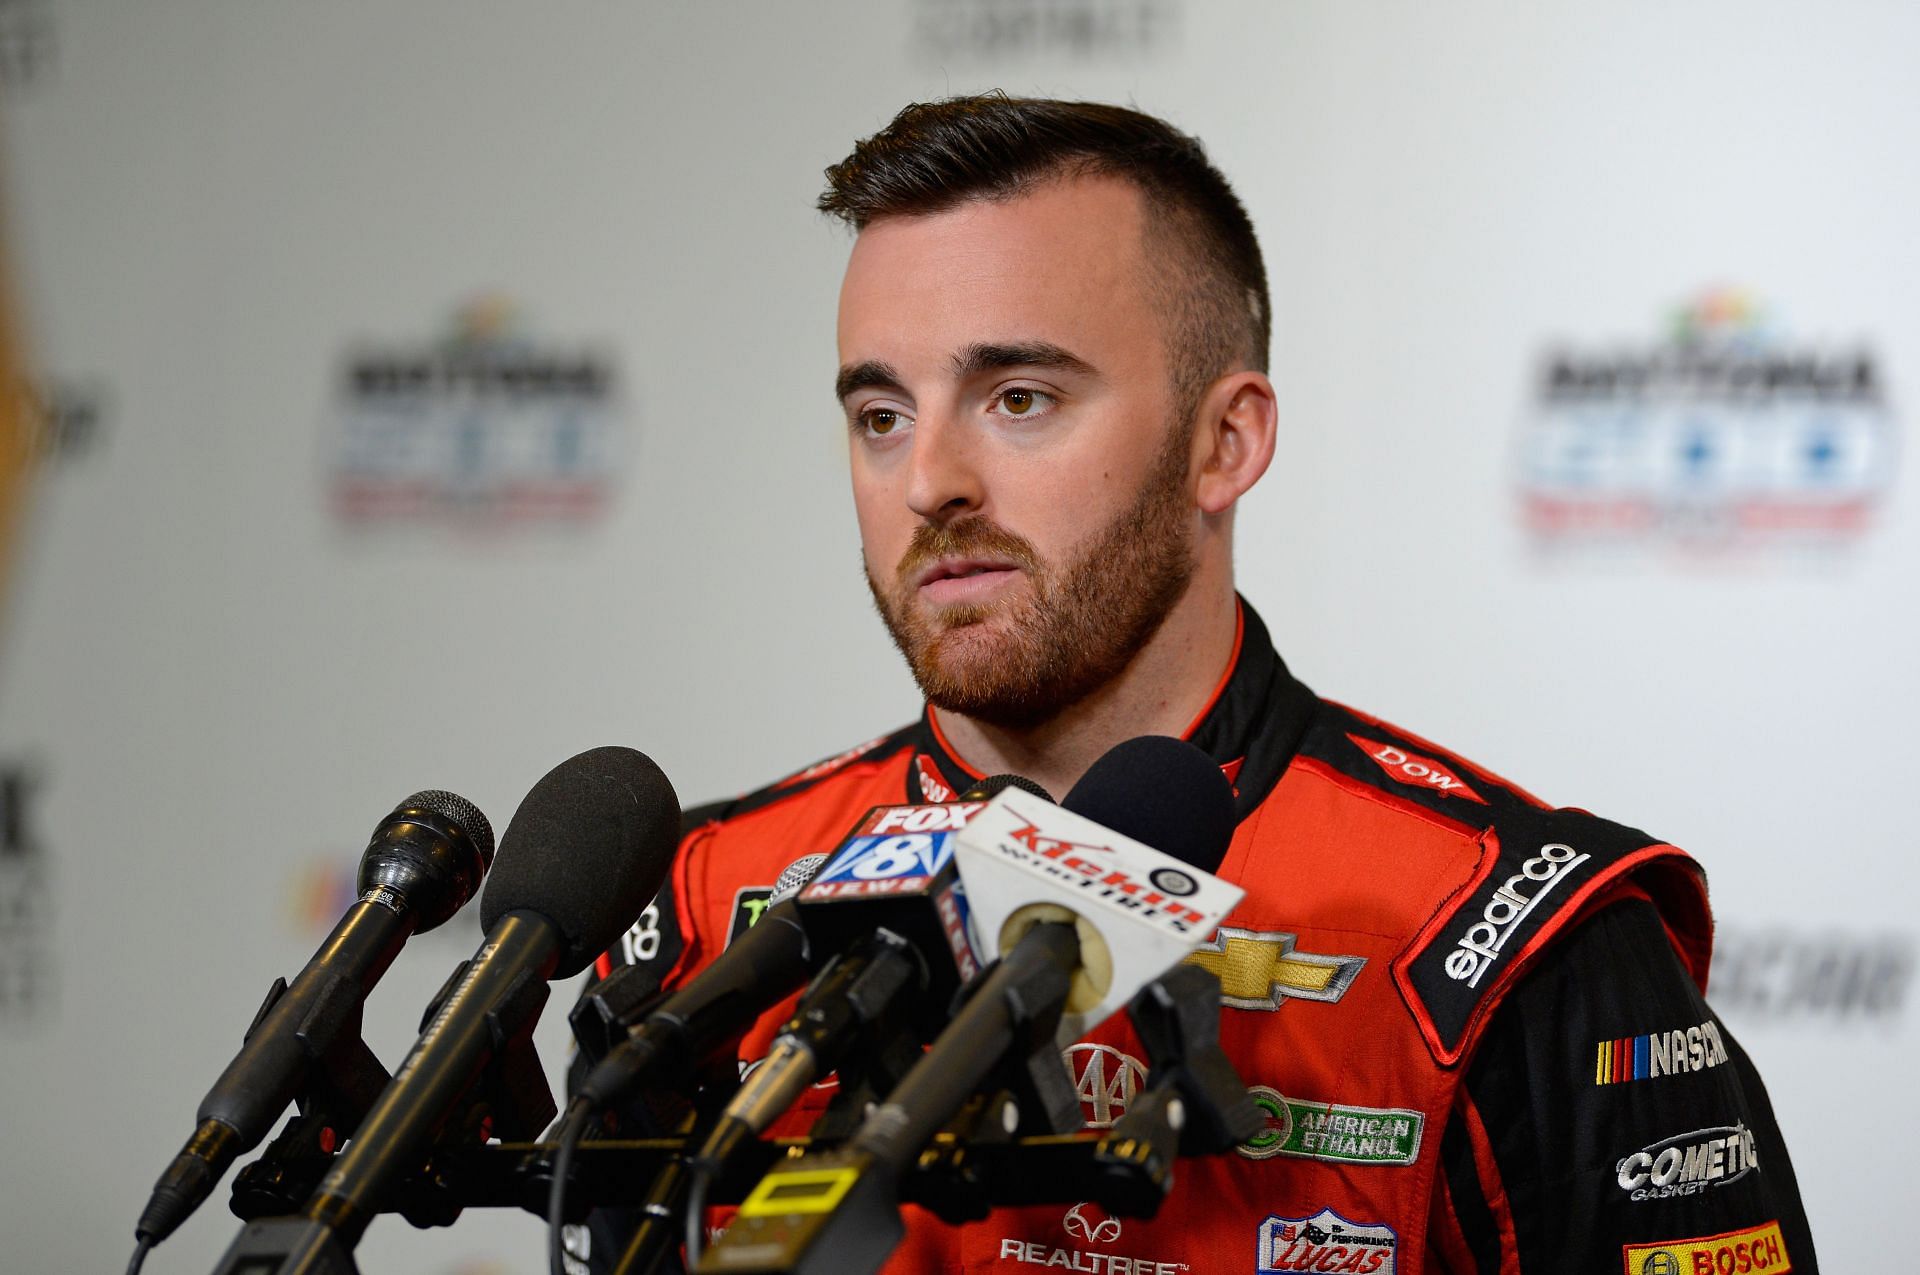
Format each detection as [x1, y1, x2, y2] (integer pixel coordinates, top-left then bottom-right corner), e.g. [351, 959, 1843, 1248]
[575, 600, 1816, 1274]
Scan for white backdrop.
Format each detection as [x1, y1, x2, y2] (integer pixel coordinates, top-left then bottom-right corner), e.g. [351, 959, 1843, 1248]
[0, 2, 1911, 1271]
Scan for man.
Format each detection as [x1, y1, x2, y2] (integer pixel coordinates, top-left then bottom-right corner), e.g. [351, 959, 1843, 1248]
[584, 95, 1815, 1273]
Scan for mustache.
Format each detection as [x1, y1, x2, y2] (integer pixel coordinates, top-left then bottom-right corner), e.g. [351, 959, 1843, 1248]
[896, 518, 1040, 583]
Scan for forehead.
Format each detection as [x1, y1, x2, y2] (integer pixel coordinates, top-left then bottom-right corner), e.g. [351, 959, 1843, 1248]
[836, 174, 1164, 372]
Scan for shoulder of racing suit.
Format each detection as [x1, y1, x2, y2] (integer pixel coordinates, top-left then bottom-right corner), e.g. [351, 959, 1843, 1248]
[1285, 696, 1715, 1067]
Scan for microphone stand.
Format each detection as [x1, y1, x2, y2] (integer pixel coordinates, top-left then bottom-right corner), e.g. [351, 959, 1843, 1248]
[200, 967, 1254, 1275]
[207, 944, 562, 1275]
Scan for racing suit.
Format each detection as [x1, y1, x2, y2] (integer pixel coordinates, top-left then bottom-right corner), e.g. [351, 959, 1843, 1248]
[577, 600, 1816, 1273]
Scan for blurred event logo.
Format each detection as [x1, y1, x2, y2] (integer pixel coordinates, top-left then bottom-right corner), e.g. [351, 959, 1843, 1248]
[329, 296, 623, 531]
[0, 759, 51, 1021]
[912, 0, 1178, 60]
[16, 376, 108, 465]
[1517, 288, 1897, 552]
[0, 0, 54, 92]
[1711, 925, 1912, 1027]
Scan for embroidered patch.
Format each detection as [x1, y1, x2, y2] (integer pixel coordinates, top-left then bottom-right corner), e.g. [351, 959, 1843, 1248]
[1615, 1123, 1760, 1203]
[1258, 1208, 1397, 1273]
[1595, 1019, 1729, 1085]
[725, 886, 774, 944]
[1622, 1220, 1789, 1274]
[1238, 1086, 1423, 1166]
[1347, 733, 1487, 803]
[1183, 927, 1365, 1011]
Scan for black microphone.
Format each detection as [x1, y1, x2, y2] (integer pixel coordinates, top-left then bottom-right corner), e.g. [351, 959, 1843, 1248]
[1060, 735, 1236, 874]
[134, 790, 494, 1251]
[857, 739, 1233, 1171]
[699, 740, 1237, 1274]
[214, 747, 680, 1270]
[580, 774, 1053, 1121]
[686, 775, 1054, 1178]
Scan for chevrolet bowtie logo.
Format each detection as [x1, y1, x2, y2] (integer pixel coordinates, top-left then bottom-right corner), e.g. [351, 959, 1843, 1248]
[1183, 927, 1367, 1011]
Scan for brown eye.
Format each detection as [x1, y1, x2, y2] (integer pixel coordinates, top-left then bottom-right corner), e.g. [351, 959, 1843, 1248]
[1002, 390, 1035, 415]
[866, 409, 898, 435]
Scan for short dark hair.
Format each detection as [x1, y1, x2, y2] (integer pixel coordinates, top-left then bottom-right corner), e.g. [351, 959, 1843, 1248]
[820, 93, 1270, 414]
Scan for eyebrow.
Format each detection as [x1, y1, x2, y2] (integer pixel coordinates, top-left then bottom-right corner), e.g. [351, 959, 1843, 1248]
[835, 360, 904, 404]
[951, 341, 1098, 381]
[834, 341, 1100, 404]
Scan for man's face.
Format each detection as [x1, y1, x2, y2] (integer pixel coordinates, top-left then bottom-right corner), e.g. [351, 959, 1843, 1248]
[836, 174, 1200, 729]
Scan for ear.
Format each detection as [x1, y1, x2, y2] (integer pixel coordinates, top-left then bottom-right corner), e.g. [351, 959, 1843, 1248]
[1191, 371, 1277, 516]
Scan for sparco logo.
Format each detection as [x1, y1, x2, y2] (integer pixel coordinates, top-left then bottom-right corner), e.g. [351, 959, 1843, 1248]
[1616, 1123, 1759, 1202]
[1066, 1045, 1146, 1128]
[1445, 843, 1590, 987]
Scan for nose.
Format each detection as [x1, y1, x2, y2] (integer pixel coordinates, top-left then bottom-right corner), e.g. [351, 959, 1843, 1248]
[904, 414, 984, 524]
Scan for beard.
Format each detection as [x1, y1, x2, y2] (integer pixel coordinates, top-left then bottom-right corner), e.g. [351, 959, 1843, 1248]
[865, 423, 1196, 731]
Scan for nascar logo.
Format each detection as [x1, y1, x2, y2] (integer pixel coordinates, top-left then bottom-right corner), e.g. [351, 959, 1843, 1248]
[1596, 1019, 1728, 1086]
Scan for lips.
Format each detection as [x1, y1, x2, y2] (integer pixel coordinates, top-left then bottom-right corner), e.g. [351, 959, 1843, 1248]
[913, 556, 1024, 605]
[913, 557, 1022, 589]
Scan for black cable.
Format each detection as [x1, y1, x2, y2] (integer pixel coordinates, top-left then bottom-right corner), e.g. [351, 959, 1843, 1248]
[125, 1238, 153, 1275]
[683, 1161, 713, 1270]
[548, 1096, 595, 1275]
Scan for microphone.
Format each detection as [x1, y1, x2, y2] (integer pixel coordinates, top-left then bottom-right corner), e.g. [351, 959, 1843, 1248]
[700, 739, 1241, 1274]
[1059, 735, 1237, 874]
[213, 747, 679, 1270]
[687, 775, 1054, 1179]
[134, 790, 494, 1251]
[573, 775, 1051, 1116]
[957, 736, 1239, 1040]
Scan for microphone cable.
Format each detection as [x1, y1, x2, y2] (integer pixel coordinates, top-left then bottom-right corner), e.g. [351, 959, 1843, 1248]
[547, 1095, 596, 1275]
[683, 1159, 714, 1269]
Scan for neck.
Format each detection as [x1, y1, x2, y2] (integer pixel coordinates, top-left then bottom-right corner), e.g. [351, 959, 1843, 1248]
[930, 574, 1240, 801]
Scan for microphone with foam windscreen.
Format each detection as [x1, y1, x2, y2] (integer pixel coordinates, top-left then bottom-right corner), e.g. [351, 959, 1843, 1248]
[583, 775, 1053, 1275]
[685, 775, 1055, 1175]
[699, 738, 1241, 1275]
[132, 790, 494, 1259]
[572, 774, 1051, 1118]
[210, 746, 679, 1274]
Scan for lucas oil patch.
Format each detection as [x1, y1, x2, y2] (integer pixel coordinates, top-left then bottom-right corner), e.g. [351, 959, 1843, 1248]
[1258, 1208, 1397, 1273]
